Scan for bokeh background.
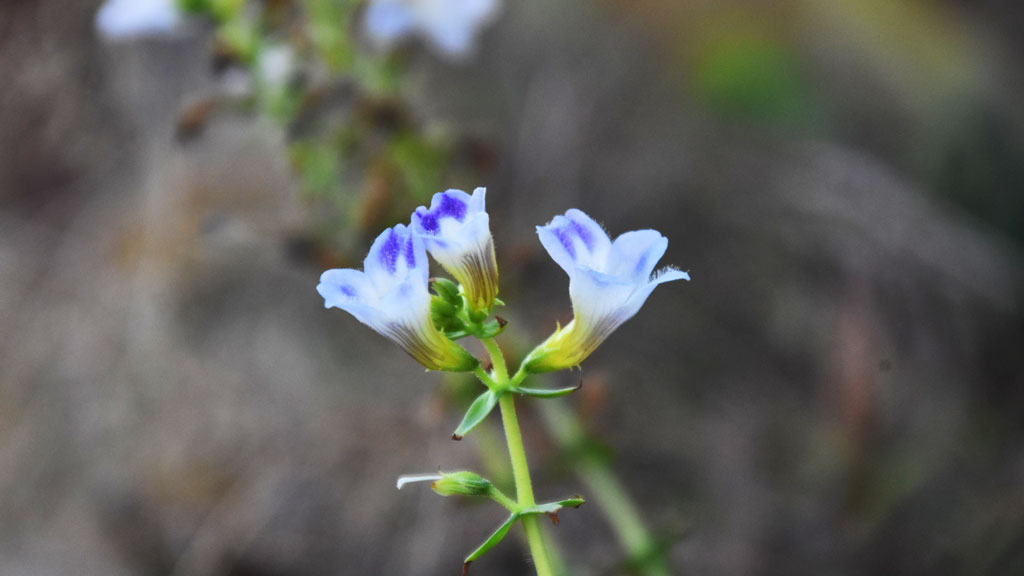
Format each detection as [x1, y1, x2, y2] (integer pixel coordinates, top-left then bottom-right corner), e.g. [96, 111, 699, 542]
[2, 0, 1023, 575]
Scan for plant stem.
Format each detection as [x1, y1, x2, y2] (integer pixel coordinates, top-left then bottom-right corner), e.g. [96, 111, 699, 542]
[482, 337, 554, 576]
[499, 394, 553, 576]
[481, 337, 508, 383]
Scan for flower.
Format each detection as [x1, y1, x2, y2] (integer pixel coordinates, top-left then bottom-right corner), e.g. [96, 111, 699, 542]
[522, 209, 689, 373]
[411, 188, 499, 313]
[317, 224, 478, 372]
[364, 0, 500, 60]
[95, 0, 182, 41]
[257, 43, 296, 90]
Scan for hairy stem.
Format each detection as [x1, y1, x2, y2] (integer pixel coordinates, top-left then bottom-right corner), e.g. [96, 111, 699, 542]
[483, 337, 554, 576]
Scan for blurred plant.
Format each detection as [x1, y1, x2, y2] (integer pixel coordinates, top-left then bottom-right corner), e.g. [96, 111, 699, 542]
[318, 189, 689, 574]
[176, 0, 481, 261]
[364, 0, 501, 60]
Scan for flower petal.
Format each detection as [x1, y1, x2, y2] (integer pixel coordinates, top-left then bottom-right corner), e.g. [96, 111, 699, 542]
[537, 209, 612, 276]
[468, 187, 487, 213]
[96, 0, 180, 41]
[412, 189, 475, 235]
[652, 267, 690, 284]
[363, 224, 427, 292]
[365, 0, 415, 46]
[317, 269, 382, 328]
[412, 188, 498, 311]
[608, 230, 668, 283]
[377, 278, 432, 325]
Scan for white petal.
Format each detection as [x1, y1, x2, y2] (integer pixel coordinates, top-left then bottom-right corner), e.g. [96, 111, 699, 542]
[377, 278, 432, 326]
[363, 225, 427, 292]
[652, 267, 690, 284]
[537, 209, 612, 276]
[569, 267, 637, 327]
[365, 0, 415, 46]
[396, 473, 443, 490]
[96, 0, 180, 41]
[468, 187, 487, 214]
[317, 269, 384, 329]
[608, 230, 668, 282]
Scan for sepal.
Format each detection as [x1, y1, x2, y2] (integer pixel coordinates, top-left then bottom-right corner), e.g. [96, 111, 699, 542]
[429, 278, 507, 341]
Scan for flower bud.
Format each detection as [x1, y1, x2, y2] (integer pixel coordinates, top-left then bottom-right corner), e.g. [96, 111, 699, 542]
[430, 471, 493, 498]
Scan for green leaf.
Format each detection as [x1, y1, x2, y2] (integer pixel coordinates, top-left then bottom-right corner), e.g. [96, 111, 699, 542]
[452, 390, 498, 440]
[519, 502, 562, 516]
[556, 497, 586, 508]
[519, 496, 585, 526]
[464, 513, 519, 566]
[512, 382, 581, 399]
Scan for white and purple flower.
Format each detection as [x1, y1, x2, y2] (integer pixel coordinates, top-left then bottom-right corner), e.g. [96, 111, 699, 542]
[95, 0, 182, 41]
[523, 209, 689, 373]
[364, 0, 500, 60]
[317, 224, 478, 372]
[411, 188, 499, 313]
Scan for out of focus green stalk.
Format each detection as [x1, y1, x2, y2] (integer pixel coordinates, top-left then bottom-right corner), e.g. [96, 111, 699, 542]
[538, 399, 672, 576]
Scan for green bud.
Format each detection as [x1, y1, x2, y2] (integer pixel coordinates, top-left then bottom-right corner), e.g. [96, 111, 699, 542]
[430, 277, 462, 305]
[431, 471, 493, 498]
[430, 296, 459, 331]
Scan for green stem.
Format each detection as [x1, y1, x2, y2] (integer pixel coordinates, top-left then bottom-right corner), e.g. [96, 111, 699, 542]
[482, 337, 554, 576]
[473, 365, 497, 389]
[481, 337, 509, 382]
[499, 395, 553, 576]
[488, 485, 519, 513]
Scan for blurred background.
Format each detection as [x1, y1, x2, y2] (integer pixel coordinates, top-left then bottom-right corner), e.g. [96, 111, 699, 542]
[1, 0, 1023, 574]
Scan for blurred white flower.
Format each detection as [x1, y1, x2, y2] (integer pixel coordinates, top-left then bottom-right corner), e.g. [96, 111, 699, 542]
[95, 0, 182, 41]
[364, 0, 500, 60]
[258, 44, 296, 90]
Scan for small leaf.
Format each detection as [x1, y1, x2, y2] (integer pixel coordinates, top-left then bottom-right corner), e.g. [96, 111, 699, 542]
[512, 383, 581, 399]
[452, 390, 498, 440]
[519, 502, 563, 516]
[519, 496, 586, 526]
[464, 513, 519, 564]
[556, 497, 586, 508]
